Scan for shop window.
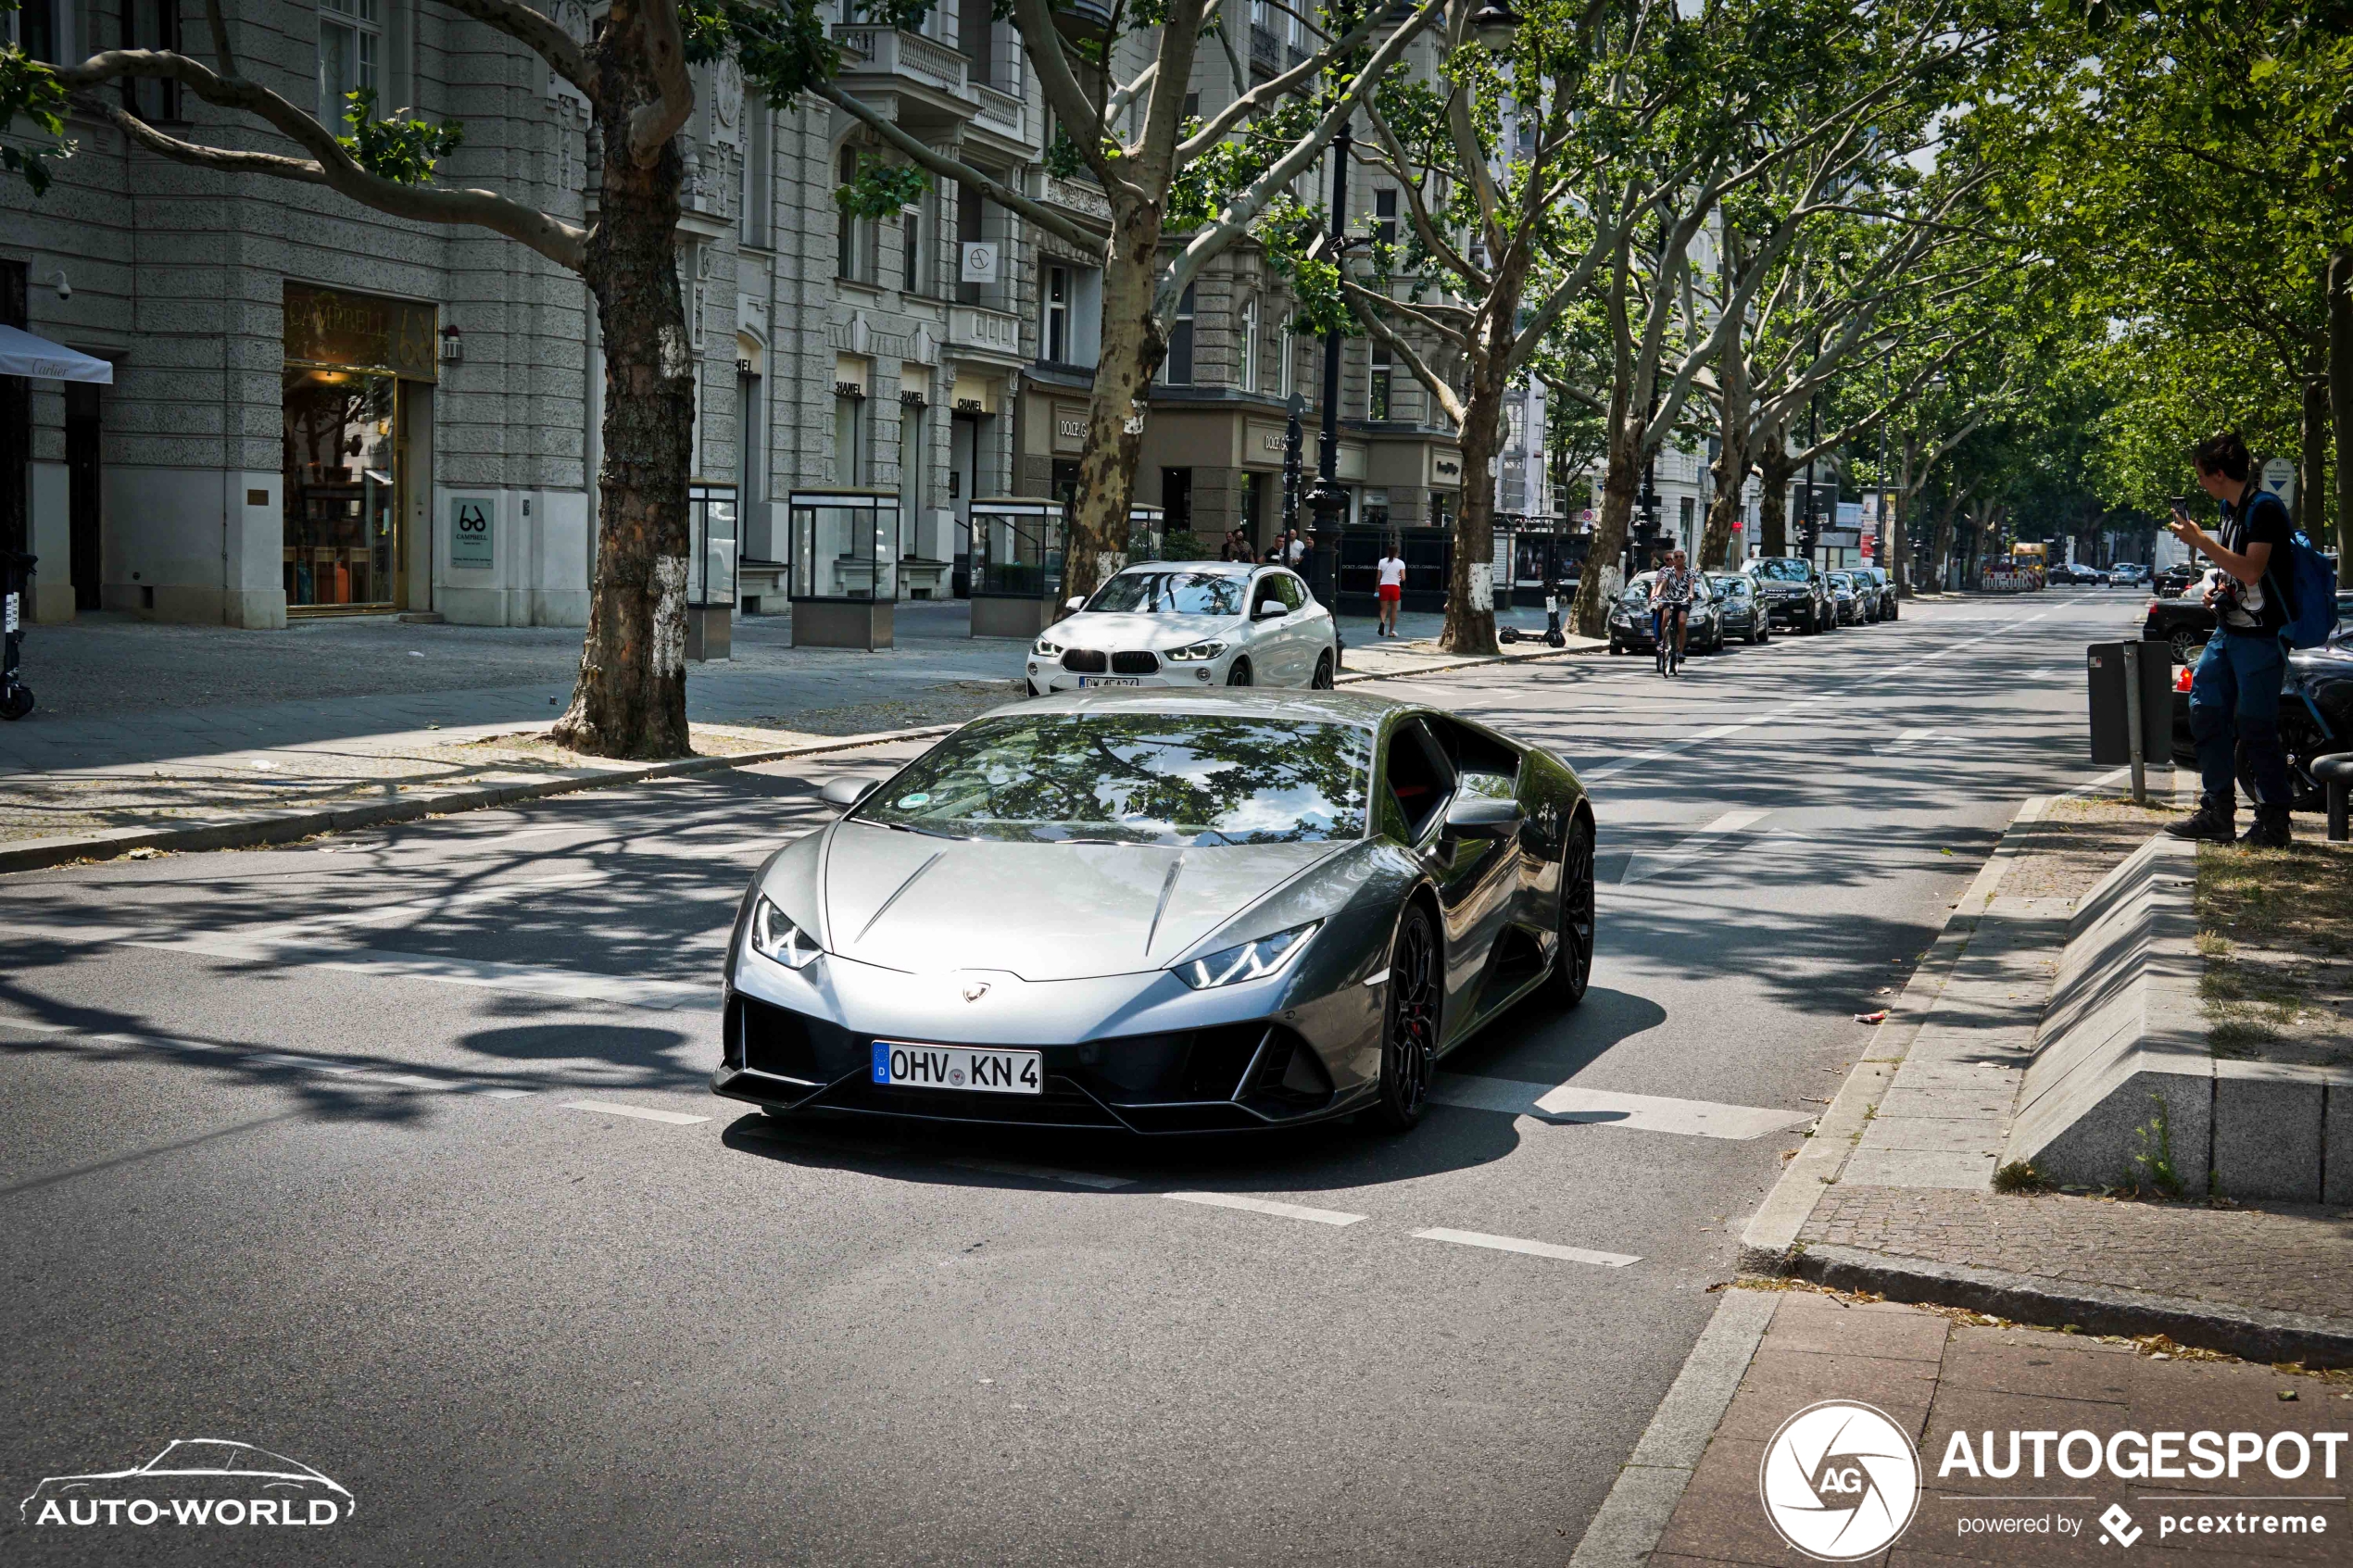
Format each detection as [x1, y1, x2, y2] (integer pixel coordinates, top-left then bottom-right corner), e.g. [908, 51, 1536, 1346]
[318, 0, 380, 126]
[900, 402, 927, 559]
[1239, 298, 1259, 392]
[283, 367, 398, 610]
[1044, 265, 1071, 363]
[1429, 490, 1454, 530]
[1361, 488, 1390, 535]
[1368, 342, 1391, 420]
[121, 0, 181, 119]
[833, 391, 865, 484]
[1162, 285, 1196, 385]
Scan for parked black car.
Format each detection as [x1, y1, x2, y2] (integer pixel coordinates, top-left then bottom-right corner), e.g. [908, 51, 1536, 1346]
[2048, 561, 2108, 586]
[1608, 571, 1726, 655]
[1857, 565, 1898, 621]
[2141, 581, 2219, 666]
[1841, 567, 1889, 622]
[1824, 571, 1860, 625]
[1705, 571, 1769, 644]
[2155, 562, 2202, 596]
[2171, 623, 2353, 809]
[1745, 556, 1832, 633]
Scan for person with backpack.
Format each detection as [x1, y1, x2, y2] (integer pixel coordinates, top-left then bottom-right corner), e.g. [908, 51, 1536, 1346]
[2164, 432, 2306, 847]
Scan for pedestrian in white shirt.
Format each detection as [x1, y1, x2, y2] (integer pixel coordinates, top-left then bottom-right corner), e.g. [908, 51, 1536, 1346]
[1375, 547, 1406, 637]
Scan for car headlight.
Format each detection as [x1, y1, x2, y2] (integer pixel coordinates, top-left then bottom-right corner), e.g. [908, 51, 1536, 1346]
[1179, 920, 1320, 989]
[1165, 640, 1228, 662]
[1033, 636, 1063, 657]
[747, 895, 822, 970]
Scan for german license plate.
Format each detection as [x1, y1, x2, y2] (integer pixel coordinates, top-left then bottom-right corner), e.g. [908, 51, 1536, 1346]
[1076, 675, 1140, 687]
[871, 1041, 1042, 1095]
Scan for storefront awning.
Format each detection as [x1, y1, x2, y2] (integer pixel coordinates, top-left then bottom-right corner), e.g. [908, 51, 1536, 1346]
[0, 324, 114, 383]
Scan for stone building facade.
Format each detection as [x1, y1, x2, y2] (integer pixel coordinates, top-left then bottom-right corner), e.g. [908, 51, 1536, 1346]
[0, 0, 1476, 631]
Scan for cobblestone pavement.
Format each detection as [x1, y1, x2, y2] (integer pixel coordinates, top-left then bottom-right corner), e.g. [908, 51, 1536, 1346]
[1649, 1287, 2353, 1568]
[1801, 1186, 2353, 1324]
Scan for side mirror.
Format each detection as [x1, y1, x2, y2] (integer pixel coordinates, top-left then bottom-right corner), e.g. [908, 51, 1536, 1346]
[1253, 600, 1289, 620]
[1441, 793, 1522, 842]
[819, 777, 880, 810]
[1064, 596, 1088, 613]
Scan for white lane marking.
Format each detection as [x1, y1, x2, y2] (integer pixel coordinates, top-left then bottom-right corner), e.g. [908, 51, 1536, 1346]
[560, 1098, 711, 1125]
[0, 1016, 73, 1032]
[1619, 808, 1771, 885]
[1164, 1191, 1366, 1226]
[1876, 726, 1949, 754]
[2, 1023, 535, 1097]
[1412, 1227, 1641, 1268]
[943, 1157, 1133, 1190]
[1575, 613, 2047, 783]
[1428, 1073, 1812, 1140]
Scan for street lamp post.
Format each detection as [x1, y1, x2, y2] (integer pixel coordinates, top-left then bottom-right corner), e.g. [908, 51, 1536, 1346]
[1282, 392, 1304, 537]
[1304, 120, 1353, 631]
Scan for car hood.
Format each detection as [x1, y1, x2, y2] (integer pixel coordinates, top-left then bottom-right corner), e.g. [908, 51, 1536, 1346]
[811, 822, 1343, 981]
[1057, 611, 1239, 649]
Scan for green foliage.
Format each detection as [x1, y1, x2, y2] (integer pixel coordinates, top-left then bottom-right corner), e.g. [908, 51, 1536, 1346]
[0, 43, 69, 195]
[687, 0, 837, 104]
[835, 157, 928, 218]
[336, 90, 464, 185]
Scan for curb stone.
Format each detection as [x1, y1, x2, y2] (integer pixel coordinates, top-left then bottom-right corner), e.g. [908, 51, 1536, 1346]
[1789, 1243, 2353, 1369]
[1735, 795, 2052, 1273]
[0, 723, 962, 876]
[1566, 1288, 1780, 1568]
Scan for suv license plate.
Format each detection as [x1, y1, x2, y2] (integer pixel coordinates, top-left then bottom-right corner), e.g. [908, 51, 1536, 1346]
[872, 1042, 1043, 1095]
[1076, 675, 1140, 687]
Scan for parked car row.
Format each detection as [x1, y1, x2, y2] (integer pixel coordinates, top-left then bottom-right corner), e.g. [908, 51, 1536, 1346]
[1609, 558, 1900, 654]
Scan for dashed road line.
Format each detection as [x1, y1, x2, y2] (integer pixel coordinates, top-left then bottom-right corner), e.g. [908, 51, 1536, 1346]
[1412, 1227, 1641, 1267]
[560, 1098, 711, 1125]
[1619, 808, 1771, 885]
[1164, 1191, 1366, 1226]
[1428, 1073, 1811, 1140]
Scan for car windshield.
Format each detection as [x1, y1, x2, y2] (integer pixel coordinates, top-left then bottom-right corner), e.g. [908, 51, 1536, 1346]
[1753, 558, 1811, 583]
[1620, 574, 1655, 606]
[1709, 577, 1746, 596]
[1828, 574, 1852, 588]
[852, 712, 1372, 847]
[1086, 571, 1248, 617]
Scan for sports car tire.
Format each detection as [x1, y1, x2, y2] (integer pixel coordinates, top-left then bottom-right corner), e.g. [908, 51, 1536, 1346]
[1550, 817, 1594, 1008]
[1226, 659, 1253, 686]
[1369, 902, 1441, 1131]
[1312, 652, 1335, 689]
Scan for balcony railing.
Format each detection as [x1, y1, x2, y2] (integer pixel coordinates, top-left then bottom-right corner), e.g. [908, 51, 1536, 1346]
[948, 304, 1023, 360]
[974, 83, 1026, 140]
[1038, 173, 1113, 221]
[833, 24, 968, 96]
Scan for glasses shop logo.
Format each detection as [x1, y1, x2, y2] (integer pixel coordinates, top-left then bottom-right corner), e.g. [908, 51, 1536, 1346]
[1759, 1401, 1924, 1562]
[19, 1440, 355, 1529]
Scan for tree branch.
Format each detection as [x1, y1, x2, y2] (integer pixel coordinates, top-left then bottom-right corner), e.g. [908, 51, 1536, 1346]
[815, 83, 1107, 257]
[624, 0, 693, 165]
[1013, 0, 1122, 191]
[438, 0, 595, 97]
[55, 56, 586, 270]
[1344, 282, 1467, 425]
[1176, 0, 1393, 167]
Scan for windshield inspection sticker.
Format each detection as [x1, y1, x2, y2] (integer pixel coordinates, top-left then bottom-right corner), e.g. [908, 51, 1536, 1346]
[897, 793, 930, 808]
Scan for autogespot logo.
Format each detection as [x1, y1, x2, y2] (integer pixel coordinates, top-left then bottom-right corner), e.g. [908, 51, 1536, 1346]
[1759, 1400, 1923, 1561]
[19, 1439, 355, 1529]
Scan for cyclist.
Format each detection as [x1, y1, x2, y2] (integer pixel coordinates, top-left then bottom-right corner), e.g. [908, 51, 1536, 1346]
[1648, 548, 1695, 676]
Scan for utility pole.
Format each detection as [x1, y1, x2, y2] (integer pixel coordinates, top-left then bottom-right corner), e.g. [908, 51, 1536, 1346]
[1282, 392, 1304, 536]
[1802, 393, 1819, 563]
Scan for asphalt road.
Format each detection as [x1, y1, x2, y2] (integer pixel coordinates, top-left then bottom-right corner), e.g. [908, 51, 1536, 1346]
[0, 591, 2134, 1565]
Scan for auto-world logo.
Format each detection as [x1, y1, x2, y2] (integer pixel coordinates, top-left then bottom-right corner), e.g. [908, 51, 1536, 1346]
[1759, 1400, 1922, 1561]
[19, 1439, 355, 1528]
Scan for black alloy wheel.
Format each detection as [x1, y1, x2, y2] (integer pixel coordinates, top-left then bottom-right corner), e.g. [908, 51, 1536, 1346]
[1744, 615, 1761, 646]
[1226, 659, 1253, 686]
[1312, 651, 1335, 689]
[1371, 903, 1441, 1130]
[2170, 629, 2199, 668]
[1551, 817, 1594, 1007]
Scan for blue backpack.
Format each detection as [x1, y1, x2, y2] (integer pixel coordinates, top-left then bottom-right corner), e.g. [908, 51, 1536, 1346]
[2246, 491, 2338, 649]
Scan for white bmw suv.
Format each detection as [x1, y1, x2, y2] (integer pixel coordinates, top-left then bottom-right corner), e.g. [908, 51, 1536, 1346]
[1024, 561, 1340, 696]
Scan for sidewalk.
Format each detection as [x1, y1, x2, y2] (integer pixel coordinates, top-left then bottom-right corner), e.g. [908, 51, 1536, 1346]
[0, 601, 1599, 867]
[1602, 1286, 2353, 1568]
[1741, 792, 2353, 1367]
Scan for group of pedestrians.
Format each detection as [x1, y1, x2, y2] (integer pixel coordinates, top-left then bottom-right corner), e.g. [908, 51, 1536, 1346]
[1218, 527, 1310, 571]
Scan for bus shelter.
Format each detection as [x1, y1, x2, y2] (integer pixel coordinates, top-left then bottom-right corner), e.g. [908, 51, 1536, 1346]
[967, 497, 1064, 640]
[787, 487, 900, 649]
